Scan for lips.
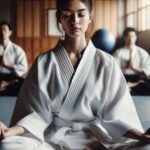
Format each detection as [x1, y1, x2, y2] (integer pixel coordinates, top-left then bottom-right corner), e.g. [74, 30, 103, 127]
[70, 27, 80, 32]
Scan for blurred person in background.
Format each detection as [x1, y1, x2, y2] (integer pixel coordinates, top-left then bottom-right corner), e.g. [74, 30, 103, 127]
[113, 27, 150, 95]
[0, 21, 28, 96]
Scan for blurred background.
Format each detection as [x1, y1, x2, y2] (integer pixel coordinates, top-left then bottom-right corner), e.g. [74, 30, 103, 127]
[0, 0, 149, 66]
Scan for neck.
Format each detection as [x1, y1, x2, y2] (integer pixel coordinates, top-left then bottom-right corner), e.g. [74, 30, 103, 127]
[0, 39, 9, 48]
[63, 35, 87, 55]
[127, 44, 135, 50]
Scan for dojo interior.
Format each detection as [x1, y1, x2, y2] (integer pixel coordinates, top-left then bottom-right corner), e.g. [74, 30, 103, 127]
[0, 0, 150, 131]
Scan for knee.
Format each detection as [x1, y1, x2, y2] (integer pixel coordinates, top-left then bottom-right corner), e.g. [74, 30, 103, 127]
[0, 136, 21, 150]
[0, 136, 40, 150]
[140, 143, 150, 150]
[132, 142, 150, 150]
[0, 138, 11, 150]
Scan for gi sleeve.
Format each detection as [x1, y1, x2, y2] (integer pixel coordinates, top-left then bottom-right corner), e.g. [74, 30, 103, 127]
[12, 46, 28, 76]
[99, 58, 144, 142]
[10, 57, 53, 141]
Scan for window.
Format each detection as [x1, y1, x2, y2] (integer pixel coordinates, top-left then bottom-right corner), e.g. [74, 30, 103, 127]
[125, 0, 150, 31]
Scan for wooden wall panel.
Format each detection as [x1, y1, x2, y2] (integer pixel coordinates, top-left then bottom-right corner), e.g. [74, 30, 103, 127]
[41, 37, 50, 52]
[104, 0, 111, 29]
[47, 37, 59, 50]
[93, 0, 117, 37]
[16, 1, 24, 37]
[33, 1, 40, 37]
[110, 0, 117, 37]
[93, 0, 104, 31]
[33, 38, 41, 59]
[15, 38, 24, 49]
[138, 30, 150, 54]
[15, 0, 118, 65]
[24, 38, 33, 63]
[24, 1, 32, 37]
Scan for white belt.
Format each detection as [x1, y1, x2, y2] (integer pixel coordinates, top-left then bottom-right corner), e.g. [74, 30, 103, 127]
[51, 116, 113, 144]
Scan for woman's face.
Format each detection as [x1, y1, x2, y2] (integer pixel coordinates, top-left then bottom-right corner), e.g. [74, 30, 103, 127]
[60, 0, 92, 38]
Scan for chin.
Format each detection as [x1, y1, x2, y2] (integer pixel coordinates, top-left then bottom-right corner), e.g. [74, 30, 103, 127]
[70, 33, 82, 38]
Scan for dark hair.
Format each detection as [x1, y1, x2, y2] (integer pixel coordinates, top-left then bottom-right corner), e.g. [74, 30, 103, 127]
[56, 0, 93, 31]
[0, 21, 12, 31]
[123, 27, 137, 37]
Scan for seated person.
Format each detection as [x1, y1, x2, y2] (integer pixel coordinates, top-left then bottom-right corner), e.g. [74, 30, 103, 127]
[0, 21, 28, 96]
[113, 27, 150, 95]
[1, 1, 150, 150]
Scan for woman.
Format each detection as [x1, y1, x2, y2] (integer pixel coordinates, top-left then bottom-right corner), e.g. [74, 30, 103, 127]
[1, 0, 150, 150]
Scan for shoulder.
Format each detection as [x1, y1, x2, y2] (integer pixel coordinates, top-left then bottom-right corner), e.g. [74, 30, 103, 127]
[36, 40, 64, 64]
[11, 41, 25, 53]
[136, 46, 149, 55]
[95, 48, 116, 67]
[33, 47, 58, 70]
[89, 41, 115, 67]
[37, 48, 55, 62]
[113, 46, 126, 55]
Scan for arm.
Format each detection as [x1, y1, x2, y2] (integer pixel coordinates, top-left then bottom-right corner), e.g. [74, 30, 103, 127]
[129, 59, 145, 75]
[1, 47, 28, 77]
[84, 130, 150, 150]
[101, 58, 144, 142]
[1, 54, 14, 72]
[10, 56, 52, 140]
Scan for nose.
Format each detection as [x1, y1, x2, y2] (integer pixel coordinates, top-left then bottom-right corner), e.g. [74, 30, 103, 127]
[71, 13, 79, 24]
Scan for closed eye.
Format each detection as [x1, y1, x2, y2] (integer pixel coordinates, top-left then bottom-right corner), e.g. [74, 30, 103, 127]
[78, 12, 86, 17]
[62, 11, 72, 17]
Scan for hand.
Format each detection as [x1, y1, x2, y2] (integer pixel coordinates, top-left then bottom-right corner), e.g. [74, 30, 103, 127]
[122, 67, 128, 73]
[124, 129, 150, 143]
[0, 122, 27, 141]
[129, 59, 144, 75]
[0, 122, 8, 140]
[127, 80, 144, 89]
[140, 128, 150, 143]
[2, 53, 9, 67]
[140, 134, 150, 143]
[1, 54, 14, 71]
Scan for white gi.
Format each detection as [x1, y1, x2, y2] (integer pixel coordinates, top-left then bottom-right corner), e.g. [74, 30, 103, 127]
[113, 46, 150, 76]
[0, 41, 28, 76]
[1, 41, 150, 150]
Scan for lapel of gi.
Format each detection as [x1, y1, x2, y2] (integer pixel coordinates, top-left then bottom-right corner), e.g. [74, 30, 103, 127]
[58, 40, 97, 119]
[54, 41, 74, 86]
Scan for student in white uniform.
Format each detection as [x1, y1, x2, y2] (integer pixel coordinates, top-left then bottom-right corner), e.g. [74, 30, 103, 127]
[113, 27, 150, 95]
[0, 21, 28, 96]
[0, 0, 150, 150]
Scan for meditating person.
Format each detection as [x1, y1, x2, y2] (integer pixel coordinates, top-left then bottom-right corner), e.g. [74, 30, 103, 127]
[1, 0, 150, 150]
[113, 27, 150, 95]
[0, 21, 28, 96]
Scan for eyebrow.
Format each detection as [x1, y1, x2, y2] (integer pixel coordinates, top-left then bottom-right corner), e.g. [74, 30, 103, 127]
[63, 9, 87, 12]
